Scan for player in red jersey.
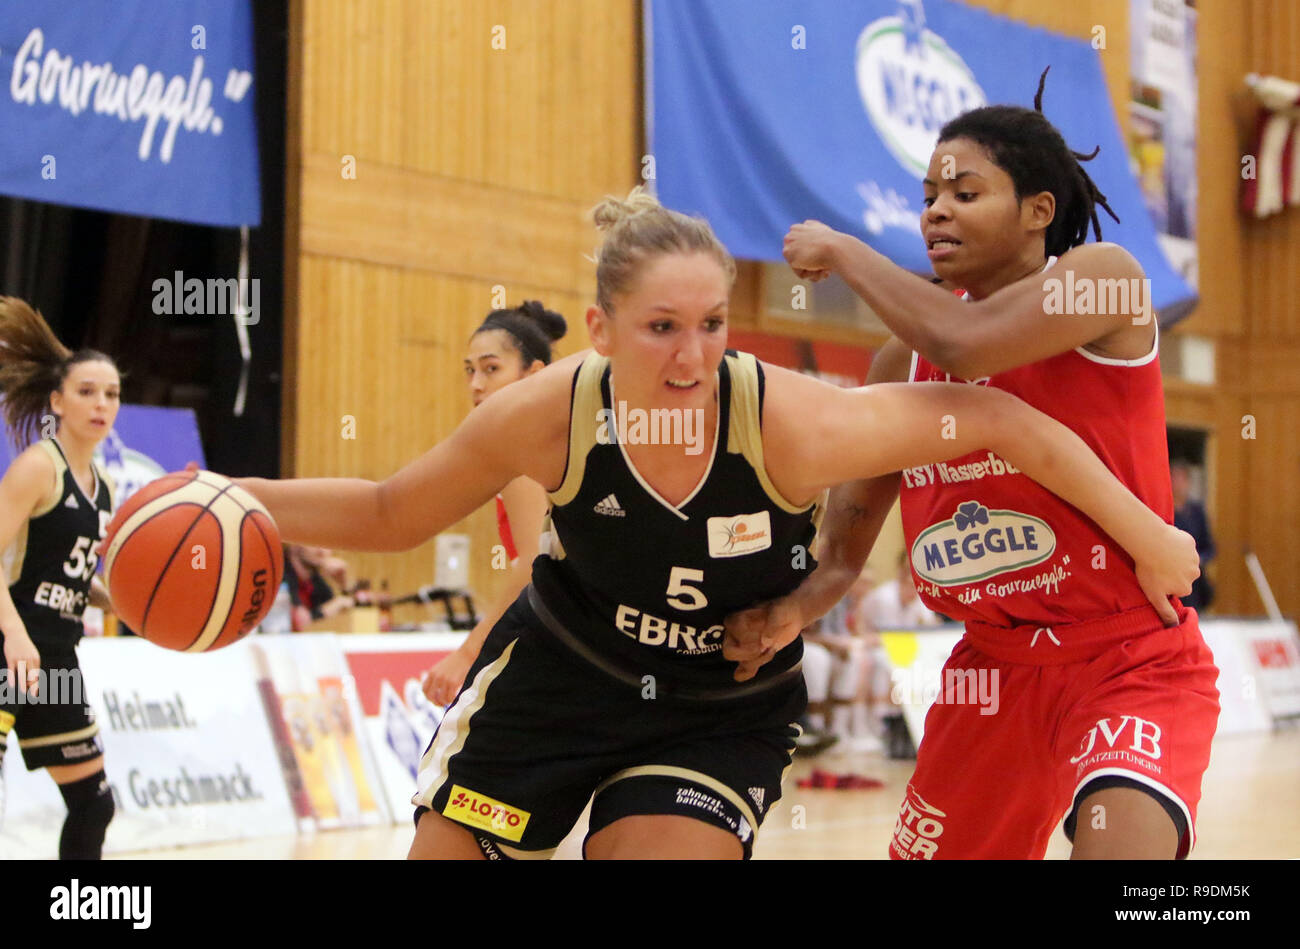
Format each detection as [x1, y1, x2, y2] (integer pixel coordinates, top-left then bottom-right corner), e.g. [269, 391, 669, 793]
[237, 189, 1197, 859]
[421, 302, 566, 706]
[728, 70, 1220, 859]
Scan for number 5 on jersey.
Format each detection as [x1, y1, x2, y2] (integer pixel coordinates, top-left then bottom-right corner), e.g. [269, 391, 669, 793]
[666, 566, 707, 611]
[63, 536, 98, 582]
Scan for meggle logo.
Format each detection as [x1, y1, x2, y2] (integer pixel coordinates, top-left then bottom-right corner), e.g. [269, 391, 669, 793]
[855, 1, 987, 178]
[911, 502, 1056, 586]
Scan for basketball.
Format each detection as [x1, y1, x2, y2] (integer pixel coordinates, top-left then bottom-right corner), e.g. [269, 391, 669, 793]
[102, 469, 283, 652]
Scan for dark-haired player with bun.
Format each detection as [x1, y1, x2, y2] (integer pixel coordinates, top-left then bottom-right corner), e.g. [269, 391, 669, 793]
[740, 68, 1219, 859]
[0, 297, 118, 859]
[234, 187, 1197, 860]
[422, 301, 566, 706]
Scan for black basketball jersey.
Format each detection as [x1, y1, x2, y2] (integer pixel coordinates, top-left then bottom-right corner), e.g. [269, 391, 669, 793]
[529, 351, 823, 691]
[4, 439, 114, 650]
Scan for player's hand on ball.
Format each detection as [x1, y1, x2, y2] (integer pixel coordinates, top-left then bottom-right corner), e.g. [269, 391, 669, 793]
[5, 632, 41, 698]
[422, 646, 474, 706]
[724, 596, 806, 682]
[1135, 523, 1200, 627]
[783, 220, 840, 282]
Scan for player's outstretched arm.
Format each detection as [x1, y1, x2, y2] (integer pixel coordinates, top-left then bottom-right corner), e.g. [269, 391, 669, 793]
[765, 371, 1198, 625]
[784, 222, 1150, 378]
[237, 354, 577, 553]
[88, 578, 113, 613]
[724, 338, 909, 681]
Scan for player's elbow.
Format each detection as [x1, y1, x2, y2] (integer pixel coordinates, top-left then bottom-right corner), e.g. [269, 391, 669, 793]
[927, 332, 988, 380]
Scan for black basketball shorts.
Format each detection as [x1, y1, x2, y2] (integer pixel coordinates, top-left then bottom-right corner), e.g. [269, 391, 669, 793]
[0, 647, 103, 771]
[412, 591, 804, 859]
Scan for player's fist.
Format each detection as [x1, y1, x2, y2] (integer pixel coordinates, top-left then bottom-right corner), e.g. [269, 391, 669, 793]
[4, 632, 41, 698]
[783, 220, 842, 282]
[1134, 523, 1199, 627]
[724, 596, 806, 682]
[422, 646, 475, 706]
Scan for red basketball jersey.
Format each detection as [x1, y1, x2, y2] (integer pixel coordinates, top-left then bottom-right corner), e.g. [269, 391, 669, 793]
[495, 494, 518, 563]
[900, 297, 1173, 629]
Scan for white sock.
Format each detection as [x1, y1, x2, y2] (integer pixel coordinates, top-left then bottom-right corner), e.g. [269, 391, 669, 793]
[852, 703, 873, 737]
[808, 712, 826, 731]
[830, 705, 852, 737]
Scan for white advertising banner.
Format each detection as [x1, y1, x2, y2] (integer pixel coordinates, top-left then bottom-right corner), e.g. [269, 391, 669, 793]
[335, 633, 466, 825]
[0, 638, 297, 858]
[1218, 619, 1300, 721]
[880, 619, 1280, 751]
[1197, 621, 1274, 734]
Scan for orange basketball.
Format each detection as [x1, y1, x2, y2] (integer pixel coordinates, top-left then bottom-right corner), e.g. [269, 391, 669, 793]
[102, 470, 283, 651]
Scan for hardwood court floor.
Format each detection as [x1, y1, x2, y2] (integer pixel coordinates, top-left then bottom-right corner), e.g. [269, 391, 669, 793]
[109, 729, 1300, 860]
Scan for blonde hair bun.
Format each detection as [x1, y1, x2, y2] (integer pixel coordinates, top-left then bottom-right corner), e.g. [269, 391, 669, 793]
[591, 186, 663, 233]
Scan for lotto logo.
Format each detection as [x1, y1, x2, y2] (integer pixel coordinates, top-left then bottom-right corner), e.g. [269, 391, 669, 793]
[442, 784, 530, 842]
[890, 785, 945, 860]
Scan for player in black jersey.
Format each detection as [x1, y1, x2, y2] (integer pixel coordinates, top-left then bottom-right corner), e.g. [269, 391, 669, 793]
[235, 189, 1196, 859]
[0, 297, 119, 859]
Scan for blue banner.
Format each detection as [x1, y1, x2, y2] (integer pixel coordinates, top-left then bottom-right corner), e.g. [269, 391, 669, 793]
[649, 0, 1196, 318]
[0, 0, 259, 227]
[1, 405, 206, 508]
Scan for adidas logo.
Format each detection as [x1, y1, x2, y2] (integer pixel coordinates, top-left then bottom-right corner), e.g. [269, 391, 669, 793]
[64, 494, 78, 509]
[748, 786, 765, 809]
[593, 494, 625, 517]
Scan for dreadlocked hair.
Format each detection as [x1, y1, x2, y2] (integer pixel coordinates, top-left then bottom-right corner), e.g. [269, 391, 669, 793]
[937, 67, 1120, 258]
[0, 296, 117, 449]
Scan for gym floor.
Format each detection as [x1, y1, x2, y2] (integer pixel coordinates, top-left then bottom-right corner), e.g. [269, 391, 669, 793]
[107, 728, 1300, 860]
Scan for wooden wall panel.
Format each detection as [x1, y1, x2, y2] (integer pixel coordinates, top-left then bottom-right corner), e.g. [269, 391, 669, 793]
[300, 0, 638, 201]
[1243, 0, 1300, 344]
[298, 153, 592, 293]
[1214, 0, 1300, 615]
[293, 254, 589, 618]
[1242, 394, 1300, 614]
[287, 0, 638, 620]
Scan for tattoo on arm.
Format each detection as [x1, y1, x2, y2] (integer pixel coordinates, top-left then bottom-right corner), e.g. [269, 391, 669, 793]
[841, 502, 870, 529]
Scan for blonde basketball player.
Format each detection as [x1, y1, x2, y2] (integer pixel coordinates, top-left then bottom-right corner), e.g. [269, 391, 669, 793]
[233, 189, 1197, 860]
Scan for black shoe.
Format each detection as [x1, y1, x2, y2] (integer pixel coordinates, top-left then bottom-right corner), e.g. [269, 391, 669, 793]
[794, 728, 839, 757]
[883, 714, 916, 760]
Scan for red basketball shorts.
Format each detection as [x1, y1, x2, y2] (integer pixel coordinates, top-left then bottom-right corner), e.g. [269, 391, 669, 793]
[889, 603, 1220, 860]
